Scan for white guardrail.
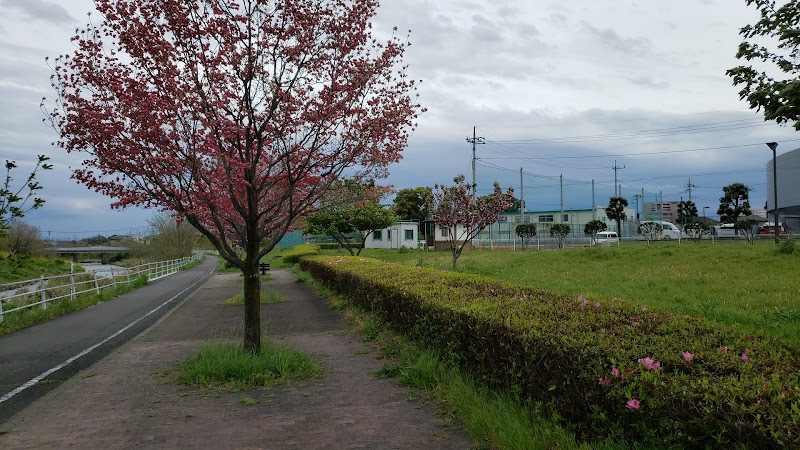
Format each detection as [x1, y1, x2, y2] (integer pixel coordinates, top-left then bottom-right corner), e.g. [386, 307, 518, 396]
[0, 253, 203, 322]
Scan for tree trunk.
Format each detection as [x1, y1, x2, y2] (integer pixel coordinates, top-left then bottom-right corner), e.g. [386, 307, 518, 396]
[243, 265, 261, 354]
[452, 253, 458, 270]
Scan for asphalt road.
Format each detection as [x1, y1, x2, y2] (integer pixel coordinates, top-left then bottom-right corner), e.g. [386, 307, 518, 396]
[0, 256, 218, 425]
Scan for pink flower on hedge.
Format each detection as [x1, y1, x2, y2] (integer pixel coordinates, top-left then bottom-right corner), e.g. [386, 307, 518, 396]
[626, 399, 640, 410]
[641, 306, 647, 312]
[638, 357, 662, 371]
[594, 302, 601, 308]
[682, 351, 693, 362]
[631, 321, 638, 328]
[611, 367, 620, 377]
[741, 349, 750, 361]
[719, 346, 728, 353]
[598, 376, 611, 386]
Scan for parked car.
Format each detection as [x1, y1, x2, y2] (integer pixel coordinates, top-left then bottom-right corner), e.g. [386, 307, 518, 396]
[713, 223, 744, 238]
[640, 221, 682, 239]
[757, 222, 788, 236]
[593, 231, 619, 246]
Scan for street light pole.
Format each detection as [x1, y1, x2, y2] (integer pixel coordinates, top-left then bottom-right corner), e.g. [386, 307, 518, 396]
[766, 142, 779, 244]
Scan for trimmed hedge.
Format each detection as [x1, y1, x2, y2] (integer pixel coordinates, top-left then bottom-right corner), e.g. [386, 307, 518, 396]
[282, 244, 320, 264]
[318, 242, 364, 250]
[300, 255, 800, 448]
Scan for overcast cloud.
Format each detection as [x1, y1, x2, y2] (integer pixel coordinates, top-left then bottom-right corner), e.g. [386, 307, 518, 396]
[0, 0, 797, 239]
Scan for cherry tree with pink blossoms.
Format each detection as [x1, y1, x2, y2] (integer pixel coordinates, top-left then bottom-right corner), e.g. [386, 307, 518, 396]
[44, 0, 423, 354]
[430, 174, 512, 269]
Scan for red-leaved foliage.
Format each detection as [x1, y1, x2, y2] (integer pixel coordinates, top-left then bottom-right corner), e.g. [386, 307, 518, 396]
[44, 0, 423, 353]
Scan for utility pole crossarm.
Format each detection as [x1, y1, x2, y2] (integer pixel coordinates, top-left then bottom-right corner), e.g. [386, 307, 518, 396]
[466, 126, 486, 199]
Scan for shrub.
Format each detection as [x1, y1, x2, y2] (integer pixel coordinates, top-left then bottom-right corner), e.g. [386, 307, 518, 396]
[776, 236, 797, 255]
[282, 244, 320, 264]
[300, 255, 800, 448]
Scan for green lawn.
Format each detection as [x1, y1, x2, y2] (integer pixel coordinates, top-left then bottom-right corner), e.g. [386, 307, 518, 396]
[352, 241, 800, 348]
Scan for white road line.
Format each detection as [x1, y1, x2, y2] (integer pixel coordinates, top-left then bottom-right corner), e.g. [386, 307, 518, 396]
[0, 269, 214, 405]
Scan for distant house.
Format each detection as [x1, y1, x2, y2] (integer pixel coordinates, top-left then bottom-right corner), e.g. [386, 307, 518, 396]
[364, 221, 420, 249]
[422, 220, 471, 251]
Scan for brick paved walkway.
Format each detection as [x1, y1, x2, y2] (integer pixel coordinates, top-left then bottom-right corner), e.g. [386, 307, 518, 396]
[0, 269, 472, 449]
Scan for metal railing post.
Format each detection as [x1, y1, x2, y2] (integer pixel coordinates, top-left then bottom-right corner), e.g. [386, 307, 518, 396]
[70, 272, 76, 301]
[40, 275, 48, 310]
[93, 272, 100, 294]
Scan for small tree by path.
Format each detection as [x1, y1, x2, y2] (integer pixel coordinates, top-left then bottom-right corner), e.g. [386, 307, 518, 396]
[431, 175, 512, 269]
[638, 222, 662, 245]
[550, 224, 570, 249]
[584, 220, 607, 245]
[684, 221, 710, 243]
[515, 223, 537, 249]
[45, 1, 423, 355]
[736, 219, 759, 245]
[605, 197, 628, 238]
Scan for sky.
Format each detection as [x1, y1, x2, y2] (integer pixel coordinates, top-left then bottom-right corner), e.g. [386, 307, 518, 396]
[1, 0, 798, 240]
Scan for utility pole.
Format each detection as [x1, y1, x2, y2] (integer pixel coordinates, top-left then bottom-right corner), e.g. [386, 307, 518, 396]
[560, 174, 564, 224]
[520, 167, 524, 224]
[686, 178, 696, 202]
[660, 191, 664, 222]
[592, 179, 596, 220]
[466, 126, 485, 198]
[613, 160, 625, 197]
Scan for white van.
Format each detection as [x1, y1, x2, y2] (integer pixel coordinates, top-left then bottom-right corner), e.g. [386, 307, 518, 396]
[640, 221, 682, 240]
[713, 223, 743, 238]
[593, 231, 619, 246]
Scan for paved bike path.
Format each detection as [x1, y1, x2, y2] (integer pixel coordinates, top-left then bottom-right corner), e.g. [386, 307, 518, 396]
[0, 268, 472, 449]
[0, 257, 217, 424]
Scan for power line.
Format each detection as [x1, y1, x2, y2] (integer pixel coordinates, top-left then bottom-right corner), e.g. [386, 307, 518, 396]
[480, 138, 800, 160]
[487, 118, 769, 145]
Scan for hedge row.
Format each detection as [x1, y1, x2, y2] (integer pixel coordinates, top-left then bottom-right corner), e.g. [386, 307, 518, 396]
[300, 255, 799, 448]
[317, 242, 364, 250]
[282, 244, 320, 264]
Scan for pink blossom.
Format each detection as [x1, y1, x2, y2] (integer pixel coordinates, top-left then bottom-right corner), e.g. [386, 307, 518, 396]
[631, 321, 638, 327]
[594, 302, 601, 308]
[741, 349, 750, 361]
[719, 346, 728, 353]
[641, 306, 647, 312]
[626, 399, 640, 410]
[682, 351, 693, 362]
[638, 357, 662, 371]
[610, 367, 620, 377]
[598, 376, 611, 386]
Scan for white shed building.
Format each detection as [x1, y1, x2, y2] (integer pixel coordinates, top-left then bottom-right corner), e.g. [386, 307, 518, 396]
[364, 221, 420, 249]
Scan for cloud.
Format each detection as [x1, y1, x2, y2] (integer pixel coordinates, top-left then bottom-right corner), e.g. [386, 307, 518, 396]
[0, 0, 75, 24]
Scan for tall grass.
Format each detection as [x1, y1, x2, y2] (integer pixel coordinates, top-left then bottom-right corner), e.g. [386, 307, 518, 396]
[0, 253, 82, 284]
[177, 340, 322, 390]
[357, 243, 800, 347]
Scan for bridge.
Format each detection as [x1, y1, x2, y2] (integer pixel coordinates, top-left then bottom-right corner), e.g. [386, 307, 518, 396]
[52, 246, 130, 264]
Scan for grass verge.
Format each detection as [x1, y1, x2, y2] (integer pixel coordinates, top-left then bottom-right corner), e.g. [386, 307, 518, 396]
[223, 291, 284, 304]
[176, 340, 322, 390]
[0, 275, 149, 336]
